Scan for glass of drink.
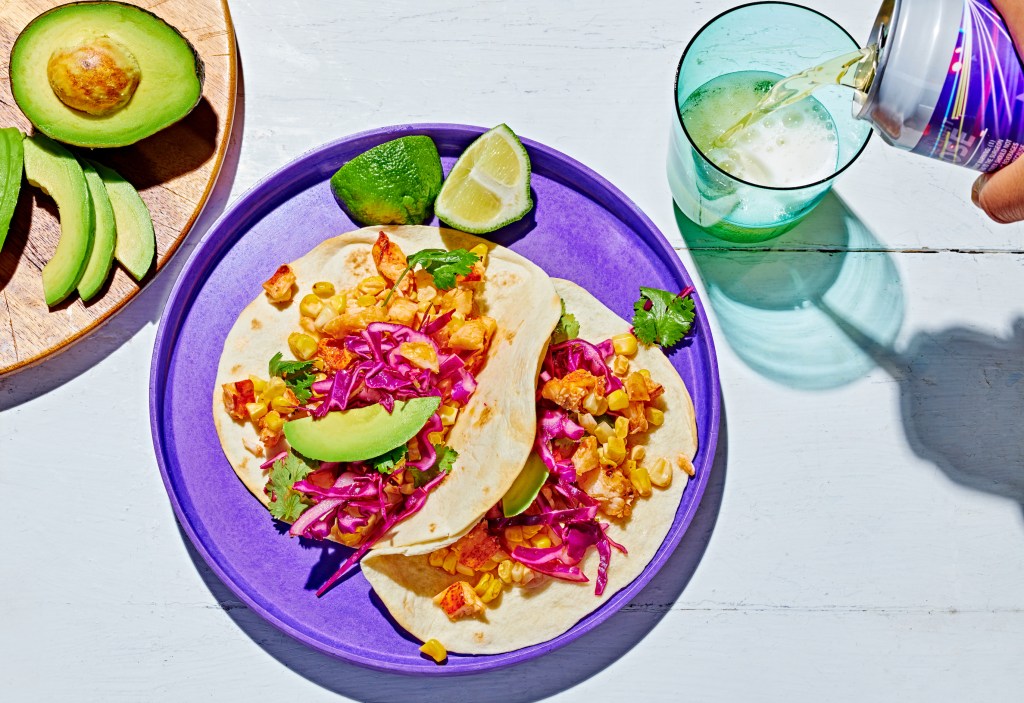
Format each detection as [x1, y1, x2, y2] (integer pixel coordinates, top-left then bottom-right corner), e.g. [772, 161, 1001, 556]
[670, 3, 873, 243]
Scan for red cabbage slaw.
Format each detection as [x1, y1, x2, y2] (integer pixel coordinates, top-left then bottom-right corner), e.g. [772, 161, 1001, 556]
[273, 318, 482, 596]
[492, 337, 628, 596]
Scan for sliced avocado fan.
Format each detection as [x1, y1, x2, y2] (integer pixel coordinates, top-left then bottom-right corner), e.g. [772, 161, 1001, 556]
[87, 160, 154, 281]
[78, 162, 117, 302]
[22, 134, 94, 307]
[0, 128, 24, 253]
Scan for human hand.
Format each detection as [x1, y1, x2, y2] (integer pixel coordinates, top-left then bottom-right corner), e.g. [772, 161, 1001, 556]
[972, 0, 1024, 223]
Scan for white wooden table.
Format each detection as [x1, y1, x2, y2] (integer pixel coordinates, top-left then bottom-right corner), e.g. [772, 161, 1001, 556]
[3, 1, 1023, 700]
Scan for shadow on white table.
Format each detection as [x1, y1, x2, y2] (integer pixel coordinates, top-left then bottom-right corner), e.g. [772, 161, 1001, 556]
[179, 403, 729, 701]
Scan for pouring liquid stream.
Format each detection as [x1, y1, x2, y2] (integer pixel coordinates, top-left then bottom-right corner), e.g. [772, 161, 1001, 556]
[712, 46, 877, 149]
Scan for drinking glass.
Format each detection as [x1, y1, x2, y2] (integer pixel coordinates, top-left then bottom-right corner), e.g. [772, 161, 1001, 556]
[669, 2, 872, 243]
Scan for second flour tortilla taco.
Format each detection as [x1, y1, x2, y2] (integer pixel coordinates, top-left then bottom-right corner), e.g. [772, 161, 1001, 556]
[362, 279, 699, 654]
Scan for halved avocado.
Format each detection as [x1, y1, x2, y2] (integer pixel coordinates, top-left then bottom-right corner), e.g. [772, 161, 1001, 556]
[501, 452, 550, 517]
[284, 397, 442, 463]
[22, 134, 94, 306]
[87, 160, 153, 281]
[0, 128, 25, 253]
[77, 162, 116, 301]
[10, 2, 205, 148]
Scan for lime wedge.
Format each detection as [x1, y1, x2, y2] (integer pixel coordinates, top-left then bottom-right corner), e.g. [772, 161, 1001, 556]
[330, 135, 443, 226]
[435, 124, 532, 234]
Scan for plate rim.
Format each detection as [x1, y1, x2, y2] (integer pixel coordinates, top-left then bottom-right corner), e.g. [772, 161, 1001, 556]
[150, 122, 721, 676]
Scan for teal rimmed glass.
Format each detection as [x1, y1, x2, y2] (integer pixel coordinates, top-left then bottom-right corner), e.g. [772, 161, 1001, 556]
[669, 2, 872, 243]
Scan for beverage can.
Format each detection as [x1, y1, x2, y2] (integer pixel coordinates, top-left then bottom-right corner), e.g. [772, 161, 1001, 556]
[857, 0, 1024, 171]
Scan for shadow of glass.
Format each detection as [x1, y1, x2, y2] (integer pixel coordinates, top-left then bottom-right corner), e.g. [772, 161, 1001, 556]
[0, 57, 246, 411]
[676, 192, 905, 390]
[180, 400, 728, 702]
[819, 304, 1024, 505]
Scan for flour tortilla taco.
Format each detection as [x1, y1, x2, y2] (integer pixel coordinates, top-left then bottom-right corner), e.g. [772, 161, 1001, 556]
[361, 279, 699, 654]
[213, 225, 561, 591]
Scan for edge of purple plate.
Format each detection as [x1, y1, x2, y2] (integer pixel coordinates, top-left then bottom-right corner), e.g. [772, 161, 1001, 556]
[150, 123, 721, 675]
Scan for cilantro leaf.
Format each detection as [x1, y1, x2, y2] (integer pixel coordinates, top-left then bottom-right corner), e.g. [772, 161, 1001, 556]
[408, 248, 480, 290]
[412, 444, 458, 488]
[370, 445, 408, 474]
[267, 451, 316, 522]
[551, 298, 580, 344]
[268, 352, 317, 403]
[632, 287, 695, 349]
[384, 248, 481, 304]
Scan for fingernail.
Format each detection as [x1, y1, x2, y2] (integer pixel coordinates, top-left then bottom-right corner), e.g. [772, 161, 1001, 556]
[972, 173, 991, 206]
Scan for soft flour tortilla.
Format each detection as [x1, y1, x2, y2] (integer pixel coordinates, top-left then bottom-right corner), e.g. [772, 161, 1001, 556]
[361, 279, 699, 654]
[212, 225, 561, 552]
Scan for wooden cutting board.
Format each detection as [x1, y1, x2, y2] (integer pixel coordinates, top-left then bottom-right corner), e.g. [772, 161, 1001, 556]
[0, 0, 237, 375]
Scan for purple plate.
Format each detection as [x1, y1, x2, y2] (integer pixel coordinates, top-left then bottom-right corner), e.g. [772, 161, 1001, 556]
[150, 123, 721, 675]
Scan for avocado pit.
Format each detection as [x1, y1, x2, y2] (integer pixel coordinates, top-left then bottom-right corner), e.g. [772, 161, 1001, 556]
[46, 36, 141, 116]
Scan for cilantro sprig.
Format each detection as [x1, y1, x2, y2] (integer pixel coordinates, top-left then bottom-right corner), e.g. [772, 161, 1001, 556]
[382, 248, 480, 305]
[632, 286, 695, 349]
[370, 445, 408, 475]
[267, 451, 316, 522]
[268, 352, 317, 403]
[551, 298, 580, 344]
[412, 444, 458, 488]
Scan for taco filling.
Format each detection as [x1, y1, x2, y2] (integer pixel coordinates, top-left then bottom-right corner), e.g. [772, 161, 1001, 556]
[220, 232, 501, 593]
[424, 310, 694, 620]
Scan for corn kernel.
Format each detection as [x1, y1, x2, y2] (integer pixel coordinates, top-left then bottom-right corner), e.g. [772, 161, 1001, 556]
[482, 578, 503, 603]
[623, 459, 637, 476]
[428, 550, 446, 568]
[497, 560, 513, 584]
[246, 402, 268, 422]
[505, 526, 523, 543]
[356, 294, 376, 307]
[442, 551, 459, 574]
[531, 534, 552, 549]
[639, 369, 651, 378]
[313, 281, 335, 298]
[677, 453, 696, 477]
[299, 316, 319, 336]
[469, 243, 489, 264]
[630, 467, 653, 497]
[358, 276, 387, 295]
[288, 332, 318, 361]
[474, 572, 492, 596]
[612, 332, 639, 357]
[261, 377, 287, 403]
[456, 563, 475, 577]
[614, 416, 629, 439]
[606, 389, 629, 411]
[630, 445, 646, 463]
[314, 304, 338, 330]
[247, 375, 267, 393]
[427, 431, 445, 445]
[611, 354, 630, 376]
[594, 421, 615, 444]
[299, 293, 323, 318]
[607, 436, 627, 463]
[646, 407, 665, 427]
[582, 391, 607, 416]
[511, 561, 526, 583]
[420, 639, 447, 664]
[579, 413, 597, 433]
[327, 293, 348, 313]
[439, 403, 459, 426]
[263, 410, 284, 433]
[521, 525, 543, 539]
[649, 457, 673, 488]
[271, 394, 298, 414]
[598, 447, 616, 468]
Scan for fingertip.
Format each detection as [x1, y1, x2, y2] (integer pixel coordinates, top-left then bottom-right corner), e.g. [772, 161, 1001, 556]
[971, 173, 990, 207]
